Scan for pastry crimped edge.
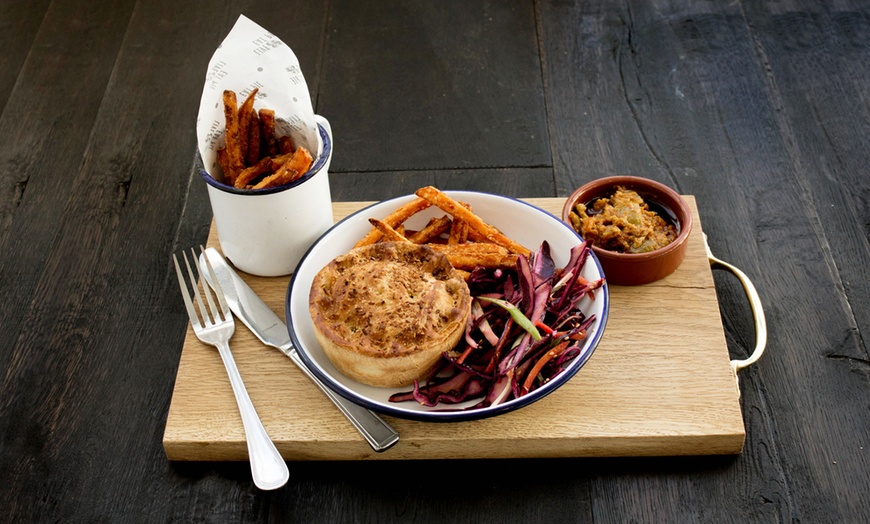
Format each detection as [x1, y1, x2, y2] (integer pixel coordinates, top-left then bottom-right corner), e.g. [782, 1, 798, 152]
[308, 242, 471, 388]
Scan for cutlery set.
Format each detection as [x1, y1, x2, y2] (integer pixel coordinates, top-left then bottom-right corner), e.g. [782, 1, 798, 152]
[173, 247, 399, 491]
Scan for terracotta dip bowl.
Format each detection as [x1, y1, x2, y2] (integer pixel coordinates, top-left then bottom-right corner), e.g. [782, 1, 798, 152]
[561, 176, 692, 286]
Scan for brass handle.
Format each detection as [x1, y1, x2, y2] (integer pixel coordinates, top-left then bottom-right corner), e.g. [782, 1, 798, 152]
[703, 234, 767, 396]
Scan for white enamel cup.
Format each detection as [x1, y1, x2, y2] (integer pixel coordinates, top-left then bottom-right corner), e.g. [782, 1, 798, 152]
[200, 115, 334, 277]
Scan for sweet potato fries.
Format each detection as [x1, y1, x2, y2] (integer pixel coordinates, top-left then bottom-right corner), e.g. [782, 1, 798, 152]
[217, 89, 314, 189]
[355, 186, 530, 277]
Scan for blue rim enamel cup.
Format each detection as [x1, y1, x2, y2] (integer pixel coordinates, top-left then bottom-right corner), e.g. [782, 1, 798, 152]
[200, 115, 334, 276]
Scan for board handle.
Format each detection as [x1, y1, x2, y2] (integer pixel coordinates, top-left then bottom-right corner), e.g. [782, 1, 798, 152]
[703, 233, 767, 396]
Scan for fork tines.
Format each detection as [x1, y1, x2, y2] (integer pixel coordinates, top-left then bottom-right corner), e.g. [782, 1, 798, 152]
[172, 246, 231, 328]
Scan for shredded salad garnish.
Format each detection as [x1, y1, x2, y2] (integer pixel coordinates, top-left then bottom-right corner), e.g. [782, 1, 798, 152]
[389, 240, 605, 410]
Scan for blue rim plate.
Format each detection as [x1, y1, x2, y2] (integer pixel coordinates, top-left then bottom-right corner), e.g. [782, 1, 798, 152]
[285, 191, 610, 422]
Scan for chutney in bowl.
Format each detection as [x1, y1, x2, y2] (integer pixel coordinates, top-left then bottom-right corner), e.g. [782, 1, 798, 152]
[562, 176, 692, 285]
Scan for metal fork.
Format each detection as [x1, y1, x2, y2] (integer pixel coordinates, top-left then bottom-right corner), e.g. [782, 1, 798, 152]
[173, 247, 289, 490]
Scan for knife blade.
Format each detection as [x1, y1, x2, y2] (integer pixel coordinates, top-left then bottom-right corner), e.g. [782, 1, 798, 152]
[201, 247, 399, 452]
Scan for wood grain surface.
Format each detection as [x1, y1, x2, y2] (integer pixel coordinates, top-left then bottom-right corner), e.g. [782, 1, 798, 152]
[163, 197, 745, 461]
[2, 1, 869, 522]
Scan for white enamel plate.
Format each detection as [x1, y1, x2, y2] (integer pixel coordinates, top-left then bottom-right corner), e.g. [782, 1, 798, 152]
[286, 191, 609, 422]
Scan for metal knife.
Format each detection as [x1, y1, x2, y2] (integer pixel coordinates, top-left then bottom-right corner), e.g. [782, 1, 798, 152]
[201, 247, 399, 452]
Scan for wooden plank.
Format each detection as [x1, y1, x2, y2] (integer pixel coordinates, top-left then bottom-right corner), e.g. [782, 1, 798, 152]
[0, 1, 328, 521]
[0, 0, 133, 246]
[539, 1, 870, 522]
[317, 0, 550, 172]
[1, 1, 865, 523]
[733, 4, 870, 522]
[163, 196, 746, 461]
[0, 0, 51, 111]
[538, 1, 784, 520]
[328, 167, 556, 202]
[0, 0, 136, 418]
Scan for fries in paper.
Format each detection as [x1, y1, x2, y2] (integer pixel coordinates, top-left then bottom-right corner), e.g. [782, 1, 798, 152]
[215, 89, 314, 190]
[197, 15, 321, 191]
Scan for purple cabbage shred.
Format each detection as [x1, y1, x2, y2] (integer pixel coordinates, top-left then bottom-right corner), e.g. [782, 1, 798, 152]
[390, 240, 605, 409]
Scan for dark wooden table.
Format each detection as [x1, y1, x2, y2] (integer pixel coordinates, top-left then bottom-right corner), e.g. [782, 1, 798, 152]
[2, 1, 868, 522]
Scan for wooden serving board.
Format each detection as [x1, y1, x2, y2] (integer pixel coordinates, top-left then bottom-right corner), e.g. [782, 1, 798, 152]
[162, 197, 745, 461]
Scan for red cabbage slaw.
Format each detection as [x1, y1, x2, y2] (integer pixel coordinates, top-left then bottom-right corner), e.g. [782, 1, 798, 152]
[389, 240, 605, 410]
